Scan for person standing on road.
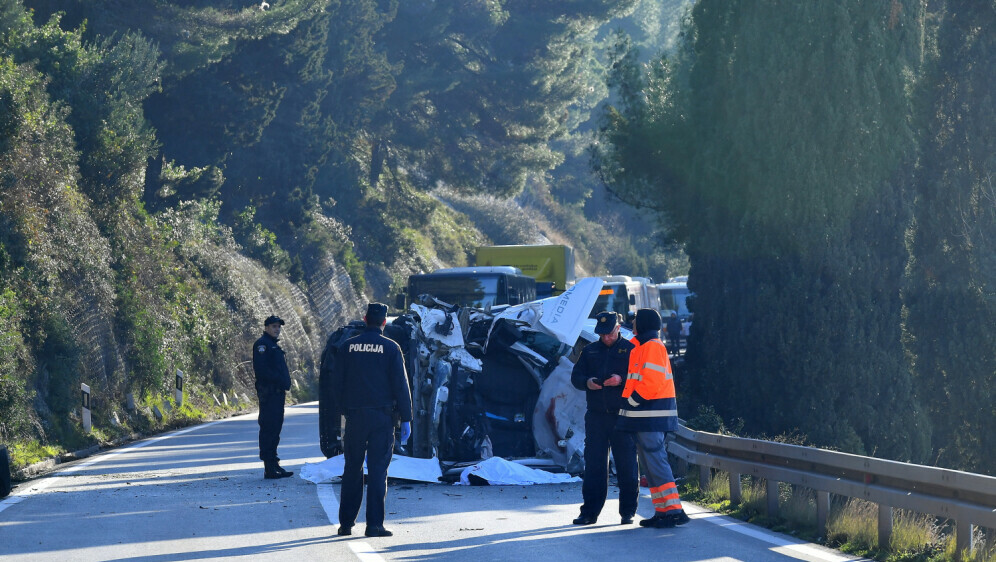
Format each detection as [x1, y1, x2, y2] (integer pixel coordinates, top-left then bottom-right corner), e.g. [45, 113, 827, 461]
[332, 303, 413, 538]
[252, 315, 294, 479]
[666, 311, 683, 355]
[619, 308, 690, 528]
[570, 311, 639, 526]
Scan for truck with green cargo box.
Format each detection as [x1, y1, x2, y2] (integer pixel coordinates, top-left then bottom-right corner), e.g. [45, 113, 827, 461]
[475, 244, 575, 298]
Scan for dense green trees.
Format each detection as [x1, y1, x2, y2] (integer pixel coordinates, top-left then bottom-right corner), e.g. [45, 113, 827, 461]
[598, 0, 993, 472]
[906, 0, 996, 474]
[1, 0, 990, 475]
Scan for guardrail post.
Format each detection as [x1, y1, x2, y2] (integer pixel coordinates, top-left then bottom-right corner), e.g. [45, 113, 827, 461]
[766, 479, 779, 517]
[878, 504, 893, 548]
[956, 519, 975, 558]
[81, 383, 92, 433]
[729, 471, 742, 504]
[816, 491, 830, 536]
[699, 465, 712, 489]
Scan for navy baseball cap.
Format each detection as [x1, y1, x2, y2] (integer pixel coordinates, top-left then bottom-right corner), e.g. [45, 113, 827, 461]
[365, 302, 388, 321]
[264, 315, 285, 326]
[594, 311, 621, 335]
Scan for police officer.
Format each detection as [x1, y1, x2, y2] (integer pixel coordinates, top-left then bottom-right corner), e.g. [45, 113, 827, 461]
[332, 303, 413, 538]
[570, 311, 639, 526]
[252, 315, 293, 479]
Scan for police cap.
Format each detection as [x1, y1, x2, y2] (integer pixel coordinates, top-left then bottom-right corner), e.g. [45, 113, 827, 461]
[593, 311, 621, 335]
[264, 315, 285, 326]
[365, 302, 388, 322]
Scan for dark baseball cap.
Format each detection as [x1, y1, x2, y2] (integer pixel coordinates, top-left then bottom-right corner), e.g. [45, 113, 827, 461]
[264, 315, 285, 326]
[365, 302, 388, 321]
[593, 311, 621, 335]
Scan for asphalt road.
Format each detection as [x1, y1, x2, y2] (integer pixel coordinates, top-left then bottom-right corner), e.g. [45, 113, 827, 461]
[0, 403, 866, 562]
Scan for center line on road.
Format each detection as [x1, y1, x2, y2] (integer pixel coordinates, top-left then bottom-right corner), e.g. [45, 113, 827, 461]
[349, 541, 386, 561]
[317, 482, 340, 525]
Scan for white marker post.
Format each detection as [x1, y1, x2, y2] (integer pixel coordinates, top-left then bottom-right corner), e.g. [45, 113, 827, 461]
[175, 369, 184, 407]
[81, 383, 91, 433]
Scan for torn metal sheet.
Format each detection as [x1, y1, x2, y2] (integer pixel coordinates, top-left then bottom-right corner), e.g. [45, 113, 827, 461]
[531, 356, 587, 470]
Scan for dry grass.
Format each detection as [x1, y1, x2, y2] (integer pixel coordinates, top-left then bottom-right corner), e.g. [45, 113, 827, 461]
[684, 471, 996, 562]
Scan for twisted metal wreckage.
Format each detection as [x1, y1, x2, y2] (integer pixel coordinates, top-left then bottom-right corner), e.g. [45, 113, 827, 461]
[319, 278, 607, 480]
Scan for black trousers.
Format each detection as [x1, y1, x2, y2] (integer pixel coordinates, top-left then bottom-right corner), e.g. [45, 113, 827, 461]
[257, 389, 286, 462]
[339, 408, 395, 529]
[580, 410, 639, 519]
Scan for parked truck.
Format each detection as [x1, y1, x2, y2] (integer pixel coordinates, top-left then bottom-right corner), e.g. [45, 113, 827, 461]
[475, 244, 575, 298]
[396, 266, 536, 311]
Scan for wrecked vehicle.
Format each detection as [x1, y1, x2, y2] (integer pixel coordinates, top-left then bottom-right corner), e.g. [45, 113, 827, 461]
[319, 278, 606, 478]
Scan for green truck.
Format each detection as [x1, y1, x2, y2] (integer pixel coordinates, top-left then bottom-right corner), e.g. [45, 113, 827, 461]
[475, 244, 575, 298]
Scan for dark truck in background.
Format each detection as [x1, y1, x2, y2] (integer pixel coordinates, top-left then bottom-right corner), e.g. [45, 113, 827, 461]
[395, 266, 537, 311]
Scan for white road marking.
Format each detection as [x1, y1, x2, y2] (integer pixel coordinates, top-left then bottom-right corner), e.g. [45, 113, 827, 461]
[349, 541, 386, 562]
[317, 482, 340, 525]
[0, 415, 236, 513]
[683, 503, 864, 562]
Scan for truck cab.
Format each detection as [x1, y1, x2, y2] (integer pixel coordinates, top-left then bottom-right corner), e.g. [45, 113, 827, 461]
[397, 266, 537, 310]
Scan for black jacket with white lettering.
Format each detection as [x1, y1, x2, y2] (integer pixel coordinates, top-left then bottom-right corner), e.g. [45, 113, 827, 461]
[331, 326, 413, 421]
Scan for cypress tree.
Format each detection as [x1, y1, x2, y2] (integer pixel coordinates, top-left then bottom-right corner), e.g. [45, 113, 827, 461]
[907, 0, 996, 474]
[600, 1, 930, 459]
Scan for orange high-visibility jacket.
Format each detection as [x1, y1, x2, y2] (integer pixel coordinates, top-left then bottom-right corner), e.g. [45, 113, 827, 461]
[617, 337, 677, 432]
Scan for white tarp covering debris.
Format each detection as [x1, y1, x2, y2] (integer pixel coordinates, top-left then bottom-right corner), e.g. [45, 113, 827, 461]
[457, 456, 581, 485]
[299, 454, 443, 484]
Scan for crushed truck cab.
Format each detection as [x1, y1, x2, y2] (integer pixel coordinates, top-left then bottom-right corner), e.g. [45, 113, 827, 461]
[322, 278, 606, 478]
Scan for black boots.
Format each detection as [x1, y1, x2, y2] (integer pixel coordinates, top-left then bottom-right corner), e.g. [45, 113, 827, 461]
[263, 461, 294, 479]
[365, 526, 393, 537]
[638, 510, 690, 528]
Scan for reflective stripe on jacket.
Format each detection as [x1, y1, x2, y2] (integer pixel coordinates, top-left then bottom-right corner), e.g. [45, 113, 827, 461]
[617, 336, 677, 432]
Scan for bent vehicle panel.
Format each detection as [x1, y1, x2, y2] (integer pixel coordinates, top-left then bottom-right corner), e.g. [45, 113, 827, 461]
[322, 278, 606, 476]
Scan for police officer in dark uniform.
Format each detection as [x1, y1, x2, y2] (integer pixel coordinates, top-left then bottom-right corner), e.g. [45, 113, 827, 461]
[252, 315, 293, 479]
[570, 311, 639, 525]
[332, 303, 413, 538]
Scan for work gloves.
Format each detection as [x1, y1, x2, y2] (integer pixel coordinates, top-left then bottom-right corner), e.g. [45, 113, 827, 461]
[400, 421, 411, 445]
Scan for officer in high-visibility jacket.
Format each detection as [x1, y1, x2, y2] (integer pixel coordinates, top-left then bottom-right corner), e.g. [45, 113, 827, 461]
[618, 308, 691, 528]
[331, 303, 413, 538]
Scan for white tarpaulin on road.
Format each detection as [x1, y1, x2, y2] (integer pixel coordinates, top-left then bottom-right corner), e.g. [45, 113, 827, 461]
[457, 456, 581, 486]
[299, 454, 443, 484]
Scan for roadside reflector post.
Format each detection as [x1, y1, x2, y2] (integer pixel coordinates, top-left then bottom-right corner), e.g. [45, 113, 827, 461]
[81, 383, 92, 433]
[0, 445, 11, 498]
[175, 369, 184, 407]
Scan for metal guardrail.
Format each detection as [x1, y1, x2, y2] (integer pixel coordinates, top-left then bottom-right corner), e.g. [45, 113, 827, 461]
[668, 424, 996, 556]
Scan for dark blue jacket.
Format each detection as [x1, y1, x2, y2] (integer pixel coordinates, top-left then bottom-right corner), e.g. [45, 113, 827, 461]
[332, 327, 413, 422]
[252, 333, 291, 392]
[570, 336, 635, 414]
